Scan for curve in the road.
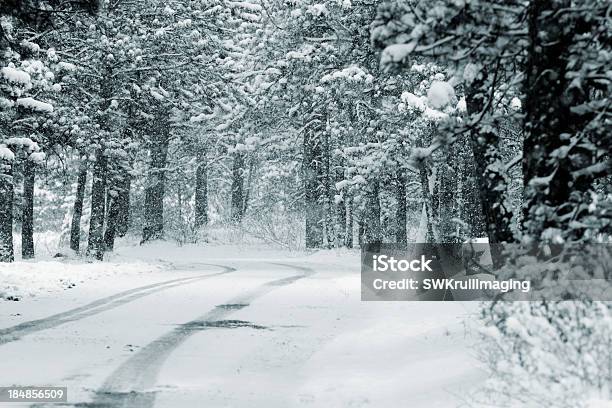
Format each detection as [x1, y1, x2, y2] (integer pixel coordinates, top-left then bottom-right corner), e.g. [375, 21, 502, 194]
[0, 263, 236, 346]
[80, 263, 314, 408]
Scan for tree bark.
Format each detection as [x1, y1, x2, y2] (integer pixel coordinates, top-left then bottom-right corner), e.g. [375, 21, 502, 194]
[87, 151, 107, 260]
[465, 71, 514, 246]
[358, 218, 366, 248]
[21, 158, 35, 259]
[438, 161, 457, 243]
[335, 195, 346, 247]
[104, 165, 130, 250]
[142, 113, 170, 243]
[395, 172, 407, 246]
[364, 181, 382, 245]
[70, 158, 87, 252]
[0, 158, 14, 262]
[103, 192, 119, 251]
[87, 61, 114, 258]
[195, 162, 208, 228]
[304, 126, 325, 248]
[418, 161, 436, 243]
[230, 151, 245, 222]
[465, 158, 487, 238]
[522, 0, 592, 241]
[344, 196, 353, 248]
[115, 173, 131, 237]
[242, 156, 255, 219]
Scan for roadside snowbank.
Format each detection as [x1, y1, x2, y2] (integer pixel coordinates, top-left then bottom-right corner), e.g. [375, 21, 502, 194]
[0, 260, 162, 301]
[112, 238, 361, 266]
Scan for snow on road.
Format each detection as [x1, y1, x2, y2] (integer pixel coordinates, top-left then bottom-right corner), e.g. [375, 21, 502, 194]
[0, 242, 485, 407]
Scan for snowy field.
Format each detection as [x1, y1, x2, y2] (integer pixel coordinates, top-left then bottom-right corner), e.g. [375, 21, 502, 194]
[0, 239, 485, 408]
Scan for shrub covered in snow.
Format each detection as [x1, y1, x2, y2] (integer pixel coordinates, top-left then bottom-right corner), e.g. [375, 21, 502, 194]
[426, 80, 456, 109]
[477, 300, 612, 407]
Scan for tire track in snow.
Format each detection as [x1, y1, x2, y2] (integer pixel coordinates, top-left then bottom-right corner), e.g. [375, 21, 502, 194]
[78, 263, 314, 408]
[0, 263, 236, 346]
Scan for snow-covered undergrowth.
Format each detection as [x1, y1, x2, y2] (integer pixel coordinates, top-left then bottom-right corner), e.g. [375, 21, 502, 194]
[199, 215, 306, 251]
[112, 236, 351, 264]
[476, 301, 612, 408]
[13, 231, 63, 259]
[0, 259, 161, 301]
[474, 244, 612, 407]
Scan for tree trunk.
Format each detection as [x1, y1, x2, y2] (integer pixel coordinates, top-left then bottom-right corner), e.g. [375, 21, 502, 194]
[87, 61, 114, 258]
[242, 156, 255, 219]
[358, 218, 366, 248]
[195, 162, 208, 228]
[395, 173, 407, 246]
[21, 159, 35, 259]
[364, 181, 382, 245]
[465, 71, 514, 246]
[230, 151, 245, 222]
[438, 161, 457, 243]
[103, 193, 119, 251]
[87, 151, 107, 260]
[465, 158, 487, 238]
[418, 161, 436, 243]
[104, 166, 130, 250]
[304, 126, 325, 248]
[104, 195, 120, 252]
[522, 0, 592, 241]
[115, 174, 131, 237]
[142, 113, 170, 243]
[344, 196, 353, 248]
[322, 131, 333, 248]
[0, 158, 14, 262]
[70, 159, 87, 252]
[335, 196, 346, 247]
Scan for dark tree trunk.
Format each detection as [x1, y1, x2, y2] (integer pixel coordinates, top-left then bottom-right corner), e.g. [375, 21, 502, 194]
[395, 173, 407, 246]
[333, 150, 347, 248]
[364, 181, 382, 245]
[438, 161, 458, 243]
[465, 71, 514, 246]
[522, 0, 592, 241]
[116, 94, 135, 239]
[87, 151, 107, 260]
[336, 196, 346, 247]
[115, 175, 130, 237]
[195, 162, 208, 228]
[87, 62, 114, 258]
[104, 166, 130, 250]
[344, 197, 353, 248]
[70, 159, 87, 252]
[0, 158, 14, 262]
[304, 126, 325, 248]
[230, 151, 245, 222]
[322, 132, 333, 248]
[242, 156, 255, 219]
[21, 159, 35, 259]
[465, 158, 487, 238]
[142, 113, 170, 243]
[103, 192, 119, 251]
[358, 218, 366, 248]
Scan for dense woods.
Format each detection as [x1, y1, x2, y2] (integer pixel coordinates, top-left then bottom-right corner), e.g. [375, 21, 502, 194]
[0, 0, 611, 404]
[1, 0, 609, 260]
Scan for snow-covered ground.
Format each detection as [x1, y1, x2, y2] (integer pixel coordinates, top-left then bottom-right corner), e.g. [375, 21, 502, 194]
[0, 259, 164, 301]
[0, 240, 485, 407]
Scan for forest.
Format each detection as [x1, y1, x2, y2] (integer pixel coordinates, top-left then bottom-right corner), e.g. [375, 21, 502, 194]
[0, 0, 609, 259]
[0, 0, 611, 406]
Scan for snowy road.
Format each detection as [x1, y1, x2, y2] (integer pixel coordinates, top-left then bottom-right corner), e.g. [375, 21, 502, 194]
[0, 246, 485, 407]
